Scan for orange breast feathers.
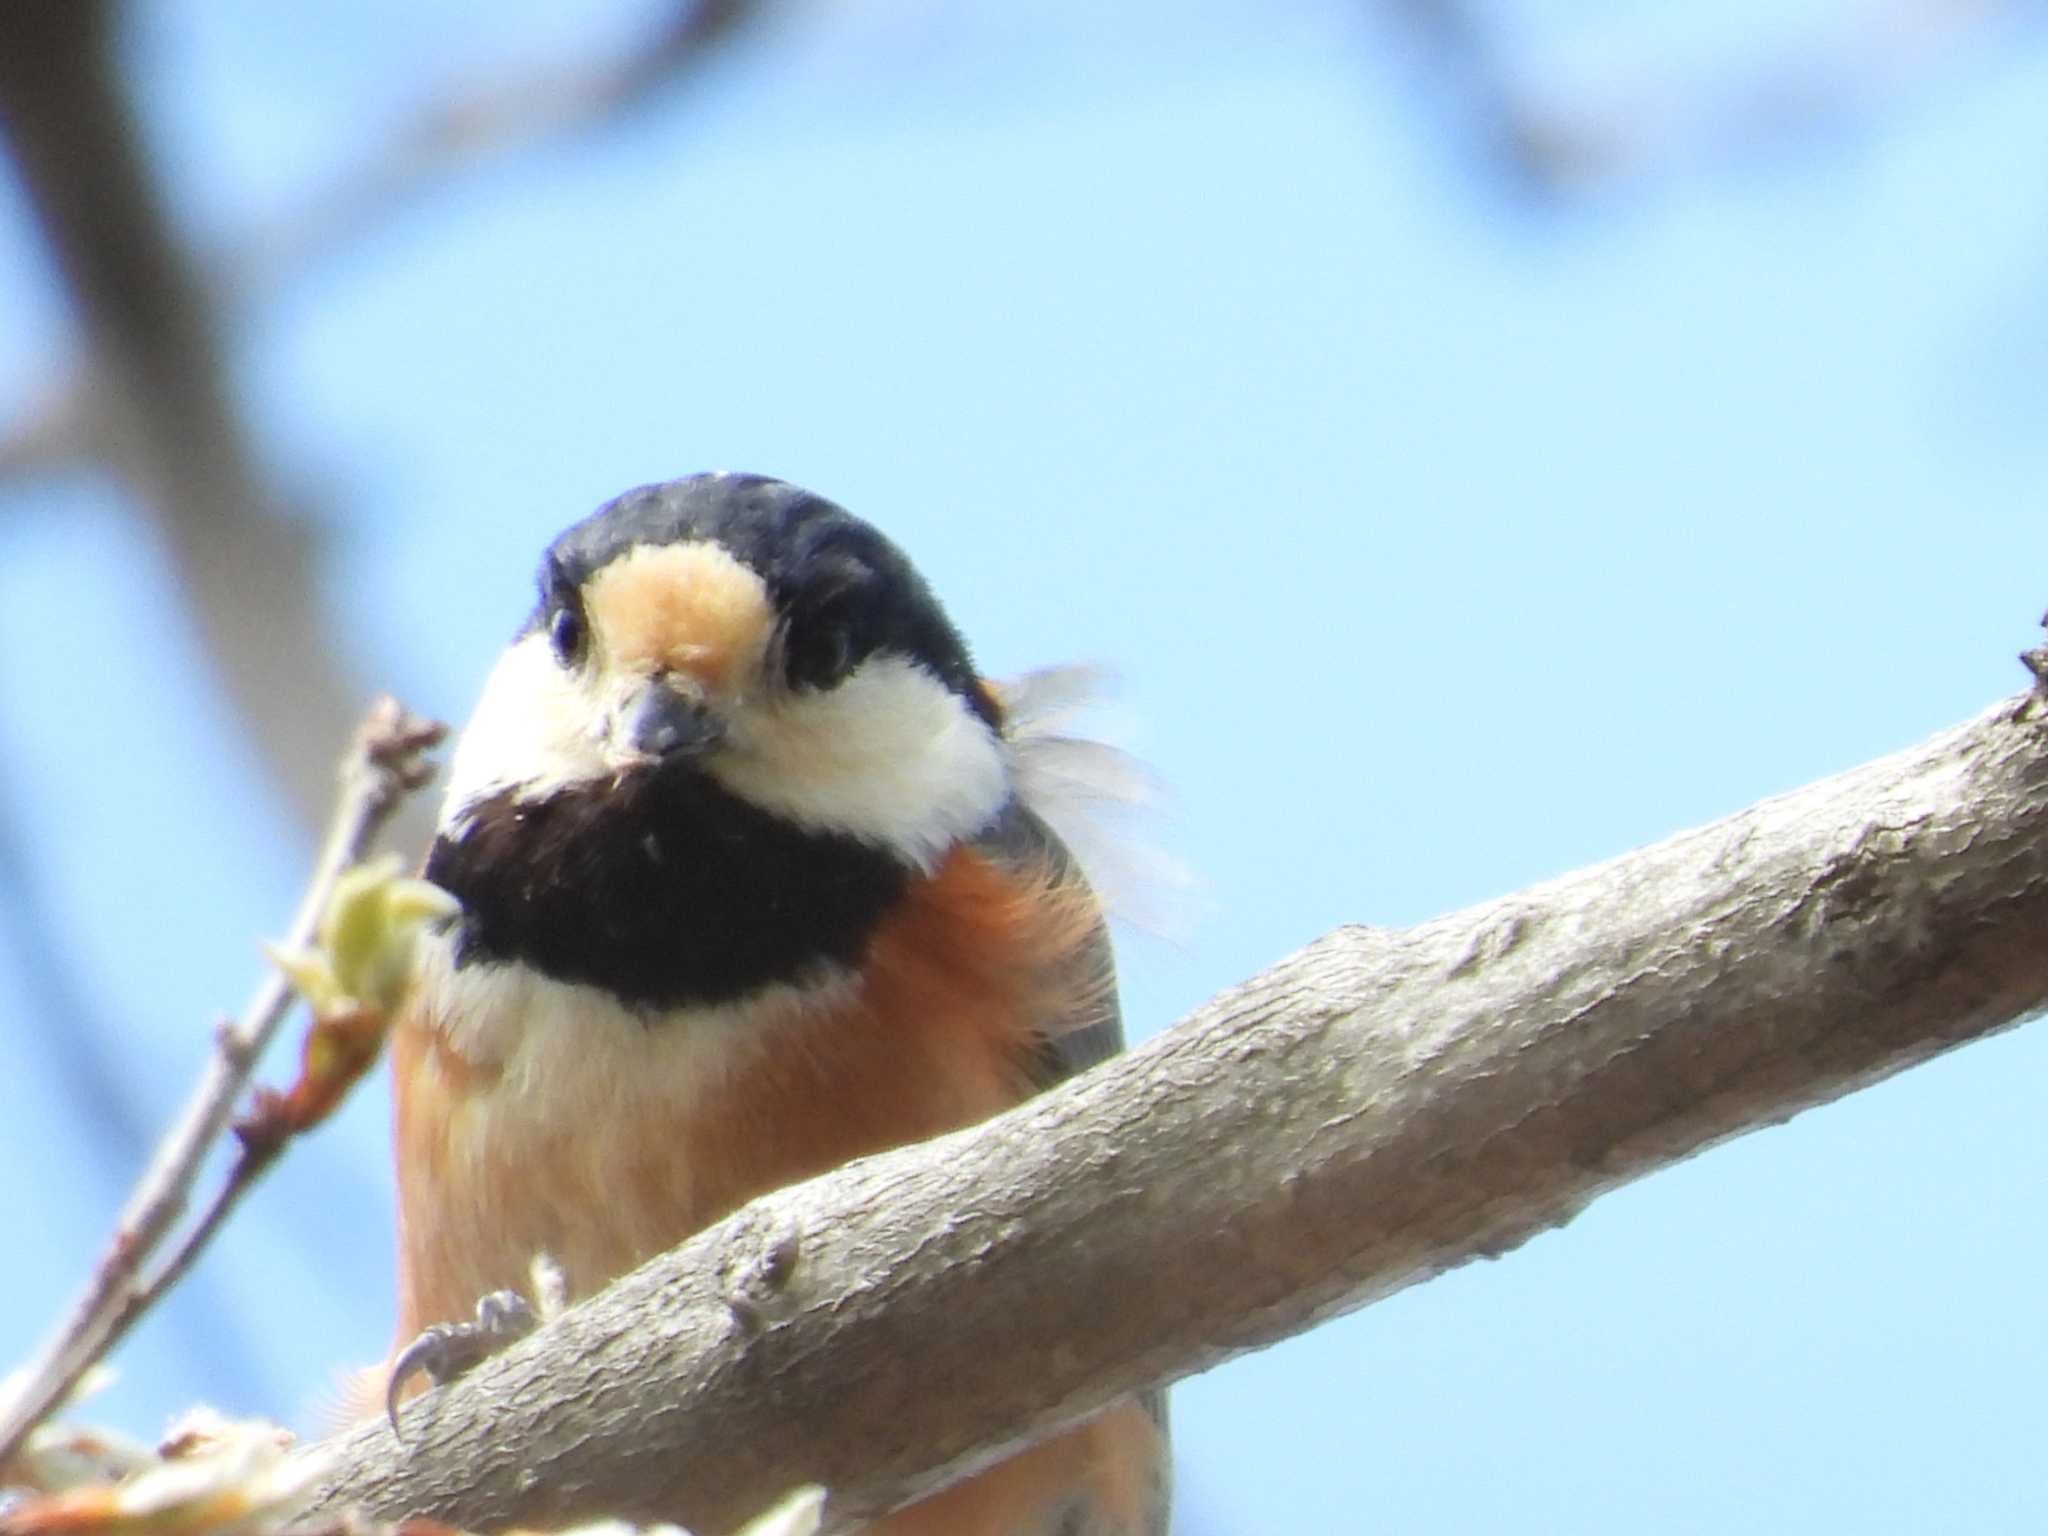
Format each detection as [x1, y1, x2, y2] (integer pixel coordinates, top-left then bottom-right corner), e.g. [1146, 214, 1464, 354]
[389, 839, 1106, 1344]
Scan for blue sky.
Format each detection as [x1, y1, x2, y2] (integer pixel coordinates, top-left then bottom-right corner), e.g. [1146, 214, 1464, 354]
[5, 4, 2048, 1531]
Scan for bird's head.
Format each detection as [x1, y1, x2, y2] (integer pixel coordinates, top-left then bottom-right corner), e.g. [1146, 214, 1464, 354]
[428, 474, 1018, 1008]
[442, 473, 1012, 870]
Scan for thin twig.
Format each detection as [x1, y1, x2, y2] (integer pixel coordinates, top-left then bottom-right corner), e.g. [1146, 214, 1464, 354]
[0, 698, 444, 1467]
[79, 1131, 293, 1401]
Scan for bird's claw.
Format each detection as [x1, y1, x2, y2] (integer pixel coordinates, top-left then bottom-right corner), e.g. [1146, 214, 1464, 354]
[385, 1288, 538, 1434]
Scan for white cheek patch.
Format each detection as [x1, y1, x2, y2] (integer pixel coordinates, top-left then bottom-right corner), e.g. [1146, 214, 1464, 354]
[711, 653, 1009, 870]
[441, 633, 608, 829]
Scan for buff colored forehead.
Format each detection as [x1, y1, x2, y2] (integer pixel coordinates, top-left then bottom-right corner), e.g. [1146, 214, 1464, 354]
[583, 541, 775, 692]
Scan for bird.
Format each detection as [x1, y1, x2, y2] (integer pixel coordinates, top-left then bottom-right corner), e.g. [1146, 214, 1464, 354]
[384, 473, 1170, 1535]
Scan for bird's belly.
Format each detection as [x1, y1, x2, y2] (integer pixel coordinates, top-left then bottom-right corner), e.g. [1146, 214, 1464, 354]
[387, 921, 1164, 1535]
[390, 929, 1027, 1337]
[390, 997, 703, 1333]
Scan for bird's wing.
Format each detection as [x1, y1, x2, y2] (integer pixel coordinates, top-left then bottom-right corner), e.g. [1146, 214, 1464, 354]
[973, 796, 1124, 1090]
[971, 793, 1172, 1536]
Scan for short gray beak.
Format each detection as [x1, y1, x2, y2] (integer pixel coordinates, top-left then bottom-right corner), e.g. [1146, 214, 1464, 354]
[627, 684, 725, 759]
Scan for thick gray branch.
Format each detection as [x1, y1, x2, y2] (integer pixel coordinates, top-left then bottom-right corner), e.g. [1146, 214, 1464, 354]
[310, 691, 2048, 1534]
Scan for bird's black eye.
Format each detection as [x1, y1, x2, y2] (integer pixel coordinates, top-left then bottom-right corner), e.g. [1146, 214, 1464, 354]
[785, 622, 855, 692]
[781, 551, 875, 692]
[539, 553, 589, 666]
[549, 603, 587, 666]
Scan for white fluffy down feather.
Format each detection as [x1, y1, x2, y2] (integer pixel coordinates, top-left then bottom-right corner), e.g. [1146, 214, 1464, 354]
[999, 666, 1191, 939]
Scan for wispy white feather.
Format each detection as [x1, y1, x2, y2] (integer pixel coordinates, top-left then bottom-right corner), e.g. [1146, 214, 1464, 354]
[999, 666, 1193, 939]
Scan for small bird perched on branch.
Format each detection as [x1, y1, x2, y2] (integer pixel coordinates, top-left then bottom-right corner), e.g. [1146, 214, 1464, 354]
[385, 473, 1169, 1535]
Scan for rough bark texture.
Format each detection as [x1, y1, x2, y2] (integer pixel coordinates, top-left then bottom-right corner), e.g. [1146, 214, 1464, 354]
[308, 692, 2048, 1534]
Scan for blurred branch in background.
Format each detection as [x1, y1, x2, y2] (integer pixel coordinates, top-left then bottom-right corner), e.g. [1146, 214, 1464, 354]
[240, 0, 759, 303]
[1387, 0, 2045, 192]
[0, 0, 349, 828]
[0, 0, 760, 824]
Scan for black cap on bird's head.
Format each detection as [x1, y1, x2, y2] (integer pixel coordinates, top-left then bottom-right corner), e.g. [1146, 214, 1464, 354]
[534, 474, 997, 726]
